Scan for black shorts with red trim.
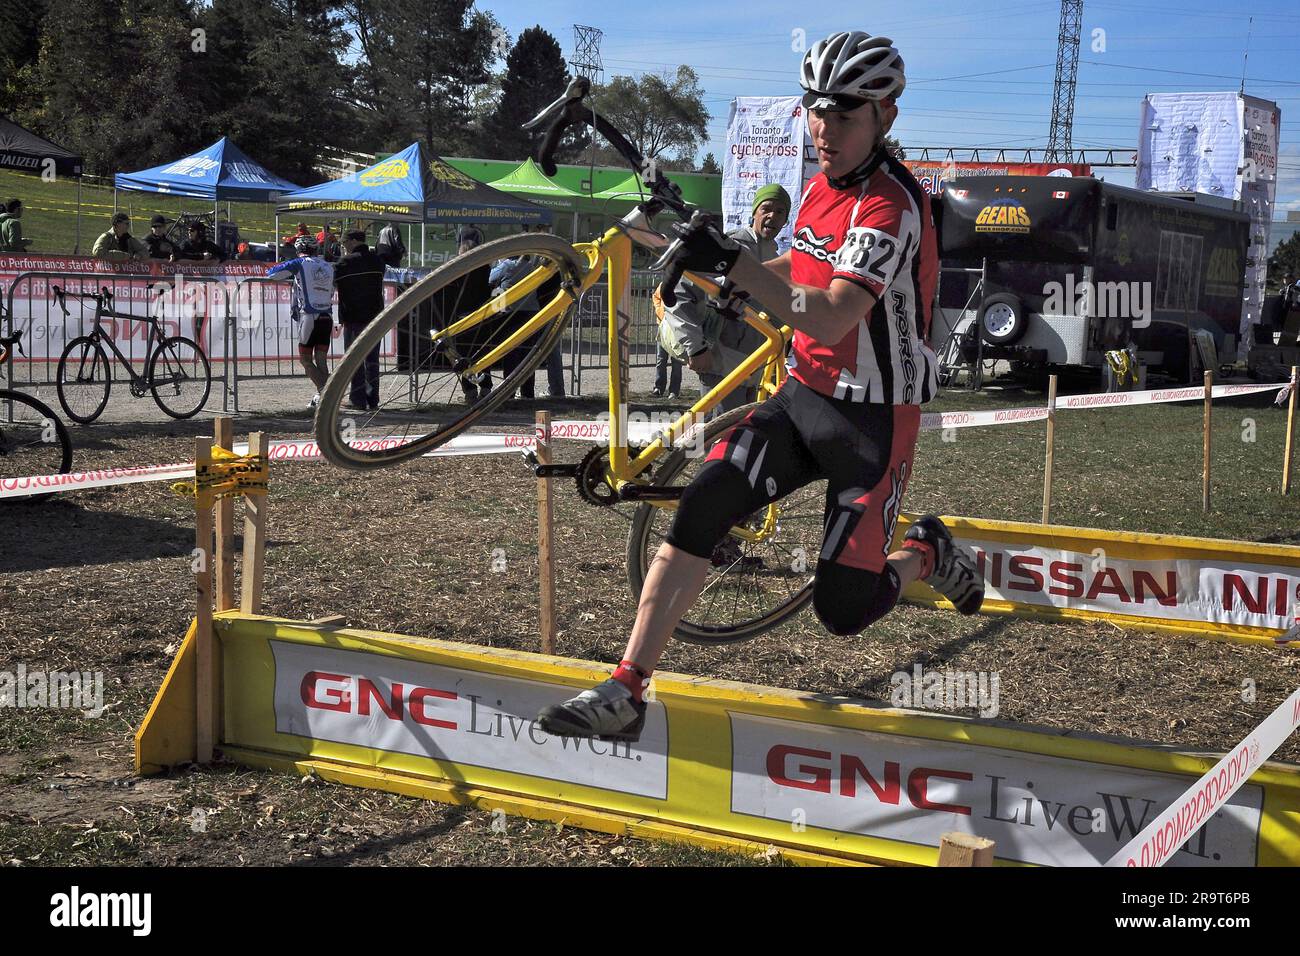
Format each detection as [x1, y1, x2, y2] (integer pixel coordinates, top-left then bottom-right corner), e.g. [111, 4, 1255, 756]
[671, 375, 920, 573]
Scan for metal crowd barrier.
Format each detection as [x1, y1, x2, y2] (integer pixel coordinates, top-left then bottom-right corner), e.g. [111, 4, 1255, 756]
[2, 266, 666, 412]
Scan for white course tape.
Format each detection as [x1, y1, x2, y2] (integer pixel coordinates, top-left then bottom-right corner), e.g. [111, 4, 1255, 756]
[1105, 684, 1300, 867]
[1, 381, 1287, 498]
[1059, 381, 1283, 410]
[0, 462, 194, 500]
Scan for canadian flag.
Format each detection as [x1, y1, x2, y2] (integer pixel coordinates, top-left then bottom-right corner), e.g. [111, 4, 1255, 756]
[949, 188, 968, 199]
[1052, 190, 1068, 199]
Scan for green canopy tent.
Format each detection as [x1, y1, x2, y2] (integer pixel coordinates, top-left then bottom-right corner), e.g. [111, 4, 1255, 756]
[445, 156, 722, 241]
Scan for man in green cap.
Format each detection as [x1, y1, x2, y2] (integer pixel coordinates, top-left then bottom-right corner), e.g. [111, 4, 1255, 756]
[657, 182, 791, 412]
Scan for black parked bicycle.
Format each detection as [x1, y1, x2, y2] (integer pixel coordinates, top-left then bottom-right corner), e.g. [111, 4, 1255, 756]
[52, 284, 211, 424]
[0, 329, 73, 502]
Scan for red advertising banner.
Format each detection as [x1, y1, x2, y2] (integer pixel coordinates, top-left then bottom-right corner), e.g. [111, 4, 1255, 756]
[904, 161, 1092, 196]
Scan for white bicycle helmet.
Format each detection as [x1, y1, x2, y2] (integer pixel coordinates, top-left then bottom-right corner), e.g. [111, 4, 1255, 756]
[800, 31, 905, 108]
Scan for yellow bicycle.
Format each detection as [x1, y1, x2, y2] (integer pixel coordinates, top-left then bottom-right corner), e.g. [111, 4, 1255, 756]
[315, 79, 828, 642]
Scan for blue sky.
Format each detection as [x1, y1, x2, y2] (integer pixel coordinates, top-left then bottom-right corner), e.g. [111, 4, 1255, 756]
[484, 0, 1300, 213]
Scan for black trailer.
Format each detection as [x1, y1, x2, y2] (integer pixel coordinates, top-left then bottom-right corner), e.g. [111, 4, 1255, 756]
[934, 176, 1249, 386]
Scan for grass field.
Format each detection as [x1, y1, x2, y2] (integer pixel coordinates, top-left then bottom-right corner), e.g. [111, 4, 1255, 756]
[1, 381, 1297, 866]
[0, 170, 474, 257]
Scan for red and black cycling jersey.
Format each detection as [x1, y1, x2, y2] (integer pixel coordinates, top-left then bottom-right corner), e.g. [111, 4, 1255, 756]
[788, 150, 940, 405]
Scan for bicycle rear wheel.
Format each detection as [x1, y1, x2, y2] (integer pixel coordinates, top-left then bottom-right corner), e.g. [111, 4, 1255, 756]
[149, 335, 211, 419]
[56, 336, 111, 424]
[0, 390, 73, 503]
[625, 403, 825, 644]
[315, 232, 587, 470]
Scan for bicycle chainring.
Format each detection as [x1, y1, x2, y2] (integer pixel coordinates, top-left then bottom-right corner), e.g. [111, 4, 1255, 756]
[575, 445, 619, 507]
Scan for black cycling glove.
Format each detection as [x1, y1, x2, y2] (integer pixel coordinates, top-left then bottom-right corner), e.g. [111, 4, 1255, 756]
[655, 211, 743, 307]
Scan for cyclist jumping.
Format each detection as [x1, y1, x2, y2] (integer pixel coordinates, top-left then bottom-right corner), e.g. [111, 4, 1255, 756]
[538, 30, 985, 742]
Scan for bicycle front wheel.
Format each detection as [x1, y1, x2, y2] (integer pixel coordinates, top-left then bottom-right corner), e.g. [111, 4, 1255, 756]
[315, 232, 587, 470]
[149, 336, 211, 419]
[0, 390, 73, 503]
[56, 336, 111, 424]
[625, 403, 826, 645]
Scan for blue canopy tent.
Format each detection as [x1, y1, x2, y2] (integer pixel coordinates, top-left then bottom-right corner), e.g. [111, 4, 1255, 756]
[275, 142, 552, 263]
[114, 137, 300, 252]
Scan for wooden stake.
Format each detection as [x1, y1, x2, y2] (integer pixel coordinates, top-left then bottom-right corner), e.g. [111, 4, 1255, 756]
[937, 832, 996, 867]
[194, 435, 215, 764]
[1042, 374, 1057, 525]
[1203, 369, 1213, 513]
[240, 432, 267, 615]
[214, 417, 235, 611]
[1284, 366, 1297, 496]
[536, 411, 557, 655]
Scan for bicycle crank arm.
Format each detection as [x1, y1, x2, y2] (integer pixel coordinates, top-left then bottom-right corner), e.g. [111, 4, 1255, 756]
[618, 484, 686, 502]
[520, 450, 578, 479]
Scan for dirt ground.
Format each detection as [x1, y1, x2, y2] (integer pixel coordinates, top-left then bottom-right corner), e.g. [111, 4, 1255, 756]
[2, 389, 1298, 866]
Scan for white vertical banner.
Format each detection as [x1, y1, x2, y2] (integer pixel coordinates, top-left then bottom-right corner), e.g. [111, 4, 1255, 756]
[1135, 91, 1282, 354]
[724, 96, 807, 254]
[1239, 96, 1281, 353]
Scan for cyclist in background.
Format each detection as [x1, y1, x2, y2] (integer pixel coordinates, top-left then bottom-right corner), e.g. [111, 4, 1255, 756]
[539, 30, 985, 743]
[268, 235, 335, 408]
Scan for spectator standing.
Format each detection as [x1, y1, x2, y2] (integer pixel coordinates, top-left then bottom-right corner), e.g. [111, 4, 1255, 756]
[652, 338, 682, 399]
[316, 223, 341, 261]
[92, 212, 147, 261]
[0, 199, 32, 252]
[375, 221, 407, 267]
[333, 229, 386, 410]
[440, 225, 494, 403]
[267, 235, 336, 408]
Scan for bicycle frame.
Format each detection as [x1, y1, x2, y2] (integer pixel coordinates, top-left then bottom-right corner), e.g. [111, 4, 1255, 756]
[430, 208, 793, 514]
[73, 295, 170, 384]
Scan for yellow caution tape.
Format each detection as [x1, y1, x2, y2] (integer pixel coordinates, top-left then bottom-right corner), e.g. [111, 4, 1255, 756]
[1104, 349, 1135, 386]
[171, 445, 268, 504]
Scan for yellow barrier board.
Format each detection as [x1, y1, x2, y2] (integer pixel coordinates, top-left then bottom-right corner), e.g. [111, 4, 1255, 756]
[137, 612, 1300, 866]
[899, 515, 1300, 645]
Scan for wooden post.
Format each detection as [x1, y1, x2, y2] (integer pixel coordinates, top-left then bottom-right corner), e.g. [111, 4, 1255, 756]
[240, 432, 267, 615]
[214, 417, 235, 611]
[937, 832, 996, 867]
[536, 411, 557, 655]
[1041, 374, 1057, 525]
[194, 435, 216, 764]
[1203, 369, 1213, 513]
[1284, 367, 1297, 496]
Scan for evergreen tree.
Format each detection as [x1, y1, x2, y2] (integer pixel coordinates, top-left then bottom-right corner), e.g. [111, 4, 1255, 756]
[480, 26, 568, 162]
[699, 152, 721, 174]
[198, 0, 355, 183]
[344, 0, 497, 156]
[22, 0, 128, 173]
[0, 0, 47, 116]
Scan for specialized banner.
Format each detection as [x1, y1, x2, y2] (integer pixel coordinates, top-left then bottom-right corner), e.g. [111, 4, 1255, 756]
[723, 97, 806, 253]
[898, 515, 1300, 644]
[137, 613, 1300, 866]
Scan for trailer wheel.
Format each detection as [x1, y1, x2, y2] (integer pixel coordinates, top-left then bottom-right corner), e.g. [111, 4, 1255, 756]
[978, 293, 1027, 346]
